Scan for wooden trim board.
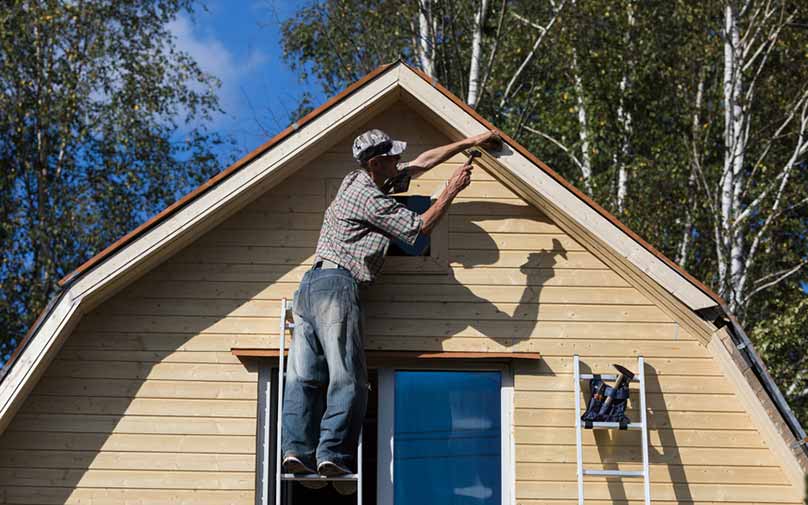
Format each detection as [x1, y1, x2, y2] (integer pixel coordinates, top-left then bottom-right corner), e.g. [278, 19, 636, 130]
[708, 330, 807, 494]
[232, 349, 541, 361]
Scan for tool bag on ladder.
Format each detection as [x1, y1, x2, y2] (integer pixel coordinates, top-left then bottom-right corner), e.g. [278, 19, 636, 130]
[580, 372, 632, 429]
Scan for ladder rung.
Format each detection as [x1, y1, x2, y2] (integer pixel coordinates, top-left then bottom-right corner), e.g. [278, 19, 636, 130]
[281, 473, 359, 481]
[583, 469, 644, 478]
[579, 373, 639, 382]
[580, 421, 643, 430]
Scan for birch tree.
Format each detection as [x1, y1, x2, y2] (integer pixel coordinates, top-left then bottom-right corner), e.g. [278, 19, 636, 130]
[415, 0, 435, 77]
[281, 0, 512, 109]
[614, 0, 635, 212]
[710, 0, 808, 317]
[466, 0, 489, 107]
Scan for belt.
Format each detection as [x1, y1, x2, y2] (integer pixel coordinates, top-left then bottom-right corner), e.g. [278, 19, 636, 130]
[313, 259, 344, 270]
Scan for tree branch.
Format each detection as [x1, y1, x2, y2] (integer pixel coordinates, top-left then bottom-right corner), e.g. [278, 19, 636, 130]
[522, 124, 586, 174]
[743, 260, 808, 304]
[499, 1, 566, 108]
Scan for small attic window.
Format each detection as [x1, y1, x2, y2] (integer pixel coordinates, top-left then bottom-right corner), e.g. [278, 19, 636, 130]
[388, 195, 431, 257]
[382, 193, 448, 274]
[326, 178, 448, 274]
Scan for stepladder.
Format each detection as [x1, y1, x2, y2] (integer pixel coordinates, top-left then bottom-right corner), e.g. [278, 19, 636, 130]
[573, 355, 651, 505]
[266, 297, 363, 505]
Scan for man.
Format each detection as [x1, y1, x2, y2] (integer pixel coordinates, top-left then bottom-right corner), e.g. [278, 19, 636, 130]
[281, 128, 501, 479]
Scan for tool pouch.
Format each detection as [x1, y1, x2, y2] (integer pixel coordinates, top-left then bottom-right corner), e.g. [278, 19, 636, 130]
[581, 376, 631, 429]
[581, 375, 605, 427]
[601, 384, 631, 428]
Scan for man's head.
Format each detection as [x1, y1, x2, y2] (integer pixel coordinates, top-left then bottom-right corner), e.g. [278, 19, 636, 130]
[353, 129, 406, 179]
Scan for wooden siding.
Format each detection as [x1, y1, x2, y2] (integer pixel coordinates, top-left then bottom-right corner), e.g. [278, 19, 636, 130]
[0, 101, 802, 504]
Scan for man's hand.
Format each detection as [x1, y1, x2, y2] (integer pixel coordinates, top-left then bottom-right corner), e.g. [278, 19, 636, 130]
[406, 130, 502, 178]
[473, 129, 502, 150]
[421, 162, 473, 235]
[447, 162, 473, 197]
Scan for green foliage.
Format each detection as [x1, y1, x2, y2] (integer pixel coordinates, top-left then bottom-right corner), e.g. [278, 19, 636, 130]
[750, 289, 808, 427]
[0, 0, 231, 364]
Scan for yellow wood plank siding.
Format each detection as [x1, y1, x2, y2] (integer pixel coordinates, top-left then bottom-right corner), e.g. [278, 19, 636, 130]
[0, 101, 801, 503]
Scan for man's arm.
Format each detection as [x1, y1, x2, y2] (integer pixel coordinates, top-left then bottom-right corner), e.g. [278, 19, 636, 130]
[420, 162, 473, 235]
[405, 130, 501, 178]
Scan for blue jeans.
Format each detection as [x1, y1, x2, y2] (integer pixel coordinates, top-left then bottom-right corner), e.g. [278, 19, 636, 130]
[281, 267, 367, 471]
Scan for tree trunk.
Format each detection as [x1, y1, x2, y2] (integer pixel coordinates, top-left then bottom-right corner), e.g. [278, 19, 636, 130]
[615, 0, 635, 213]
[417, 0, 434, 77]
[721, 1, 746, 313]
[467, 0, 489, 107]
[572, 47, 593, 195]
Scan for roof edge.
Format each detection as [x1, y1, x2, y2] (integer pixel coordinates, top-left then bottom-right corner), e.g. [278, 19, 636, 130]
[5, 63, 399, 388]
[718, 306, 808, 464]
[57, 63, 397, 288]
[0, 289, 67, 382]
[401, 62, 726, 310]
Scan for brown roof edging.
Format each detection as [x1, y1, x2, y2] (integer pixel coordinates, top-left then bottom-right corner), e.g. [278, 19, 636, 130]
[58, 59, 722, 305]
[401, 62, 725, 309]
[57, 63, 396, 288]
[0, 289, 68, 382]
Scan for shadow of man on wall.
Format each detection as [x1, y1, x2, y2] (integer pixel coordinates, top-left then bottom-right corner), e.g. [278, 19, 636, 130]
[368, 200, 568, 351]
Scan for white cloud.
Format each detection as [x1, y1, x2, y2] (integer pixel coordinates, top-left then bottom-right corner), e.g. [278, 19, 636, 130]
[167, 14, 268, 124]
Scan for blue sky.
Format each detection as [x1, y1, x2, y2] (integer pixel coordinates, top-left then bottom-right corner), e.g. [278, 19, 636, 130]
[171, 0, 327, 158]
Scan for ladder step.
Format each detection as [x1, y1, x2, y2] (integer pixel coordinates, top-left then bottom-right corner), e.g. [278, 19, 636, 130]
[281, 473, 359, 482]
[580, 421, 643, 430]
[579, 373, 639, 382]
[583, 469, 644, 478]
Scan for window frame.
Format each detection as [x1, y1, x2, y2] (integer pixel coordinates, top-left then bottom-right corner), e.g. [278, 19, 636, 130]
[376, 363, 515, 505]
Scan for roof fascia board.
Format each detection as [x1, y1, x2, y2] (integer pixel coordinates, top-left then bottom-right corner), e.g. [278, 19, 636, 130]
[0, 294, 82, 434]
[68, 71, 400, 304]
[57, 63, 398, 288]
[0, 69, 402, 434]
[708, 330, 807, 492]
[397, 65, 717, 311]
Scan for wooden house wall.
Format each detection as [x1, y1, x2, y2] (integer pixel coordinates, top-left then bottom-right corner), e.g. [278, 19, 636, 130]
[0, 101, 801, 504]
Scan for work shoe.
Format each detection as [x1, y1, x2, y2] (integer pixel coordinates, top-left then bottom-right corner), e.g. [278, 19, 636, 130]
[284, 455, 328, 490]
[282, 454, 316, 475]
[317, 460, 352, 477]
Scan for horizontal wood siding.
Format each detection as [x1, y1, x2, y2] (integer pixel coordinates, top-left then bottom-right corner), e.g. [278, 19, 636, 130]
[0, 101, 801, 503]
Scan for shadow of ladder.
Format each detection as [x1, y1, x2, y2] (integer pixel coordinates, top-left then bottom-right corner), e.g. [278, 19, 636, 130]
[573, 354, 651, 505]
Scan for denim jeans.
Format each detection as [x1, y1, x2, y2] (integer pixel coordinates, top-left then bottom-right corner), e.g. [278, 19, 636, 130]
[281, 267, 367, 471]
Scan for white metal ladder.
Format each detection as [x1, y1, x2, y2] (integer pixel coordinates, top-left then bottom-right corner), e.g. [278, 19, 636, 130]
[275, 297, 363, 504]
[573, 354, 650, 505]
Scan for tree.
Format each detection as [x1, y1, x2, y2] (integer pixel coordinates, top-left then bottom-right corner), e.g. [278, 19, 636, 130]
[710, 0, 808, 319]
[0, 0, 229, 362]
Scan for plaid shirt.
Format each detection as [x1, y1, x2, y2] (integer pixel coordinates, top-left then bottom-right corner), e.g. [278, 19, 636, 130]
[314, 168, 422, 283]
